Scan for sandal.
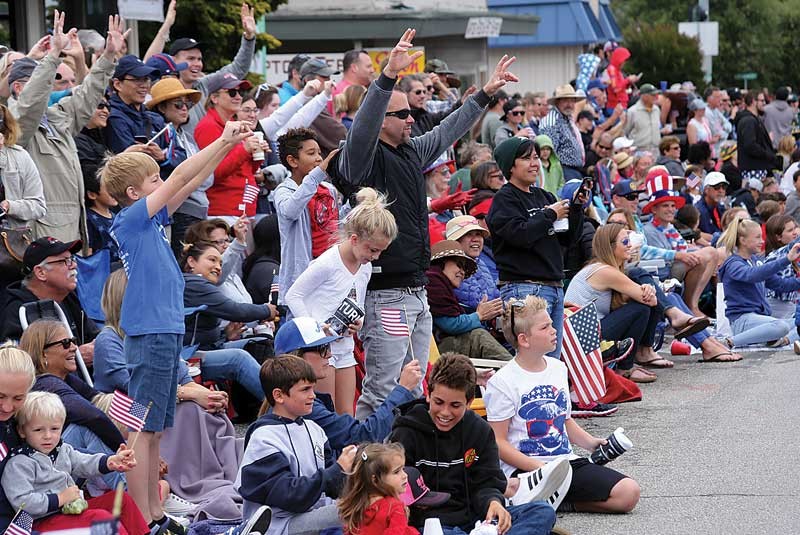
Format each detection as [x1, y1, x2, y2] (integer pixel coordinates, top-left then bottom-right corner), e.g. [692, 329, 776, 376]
[767, 336, 790, 348]
[697, 351, 743, 363]
[635, 356, 675, 368]
[620, 367, 657, 383]
[673, 316, 711, 340]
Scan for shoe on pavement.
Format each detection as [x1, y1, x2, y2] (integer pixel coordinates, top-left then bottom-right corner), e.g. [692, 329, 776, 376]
[571, 401, 618, 418]
[794, 340, 800, 355]
[602, 338, 634, 364]
[508, 457, 572, 508]
[163, 493, 197, 516]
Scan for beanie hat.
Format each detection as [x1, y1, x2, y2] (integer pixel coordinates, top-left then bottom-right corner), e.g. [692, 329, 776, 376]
[493, 136, 527, 179]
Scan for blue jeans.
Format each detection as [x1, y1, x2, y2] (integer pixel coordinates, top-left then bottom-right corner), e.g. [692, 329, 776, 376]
[731, 312, 796, 347]
[440, 501, 556, 535]
[356, 287, 432, 420]
[63, 424, 126, 492]
[126, 333, 181, 432]
[500, 283, 564, 358]
[600, 301, 660, 370]
[199, 347, 264, 399]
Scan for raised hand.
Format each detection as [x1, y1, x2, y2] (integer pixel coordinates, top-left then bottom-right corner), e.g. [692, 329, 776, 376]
[383, 28, 423, 79]
[483, 55, 518, 96]
[48, 10, 70, 57]
[303, 79, 322, 97]
[63, 28, 84, 59]
[103, 15, 132, 59]
[27, 35, 51, 60]
[164, 0, 177, 29]
[221, 120, 253, 145]
[241, 3, 257, 40]
[323, 80, 335, 97]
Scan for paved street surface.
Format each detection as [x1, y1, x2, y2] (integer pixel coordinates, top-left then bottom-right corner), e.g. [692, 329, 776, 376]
[559, 349, 800, 534]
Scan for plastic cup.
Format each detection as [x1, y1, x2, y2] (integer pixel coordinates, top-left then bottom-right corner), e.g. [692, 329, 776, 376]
[424, 518, 444, 535]
[252, 131, 265, 161]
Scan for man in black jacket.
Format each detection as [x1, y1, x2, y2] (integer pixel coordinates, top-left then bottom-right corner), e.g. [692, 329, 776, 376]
[735, 92, 780, 184]
[329, 29, 518, 419]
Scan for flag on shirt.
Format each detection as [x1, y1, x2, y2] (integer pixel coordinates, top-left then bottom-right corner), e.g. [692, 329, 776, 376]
[561, 303, 605, 405]
[380, 308, 410, 337]
[0, 442, 8, 462]
[109, 390, 148, 431]
[4, 510, 32, 535]
[242, 183, 260, 205]
[90, 518, 118, 535]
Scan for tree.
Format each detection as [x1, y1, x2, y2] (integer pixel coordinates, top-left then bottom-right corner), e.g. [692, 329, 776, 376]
[622, 23, 703, 90]
[138, 0, 283, 73]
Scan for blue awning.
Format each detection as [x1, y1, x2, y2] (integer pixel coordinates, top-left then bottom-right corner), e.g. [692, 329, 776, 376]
[487, 0, 621, 48]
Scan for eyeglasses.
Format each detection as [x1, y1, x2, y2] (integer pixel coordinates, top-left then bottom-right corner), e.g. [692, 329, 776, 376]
[122, 76, 152, 86]
[239, 106, 258, 114]
[385, 109, 412, 120]
[425, 85, 434, 92]
[710, 184, 727, 190]
[96, 102, 109, 110]
[669, 145, 680, 151]
[510, 110, 525, 117]
[508, 299, 525, 338]
[43, 336, 78, 350]
[210, 238, 232, 248]
[526, 415, 566, 437]
[170, 100, 195, 110]
[305, 344, 331, 358]
[42, 256, 77, 268]
[226, 88, 248, 98]
[410, 89, 426, 95]
[597, 144, 612, 150]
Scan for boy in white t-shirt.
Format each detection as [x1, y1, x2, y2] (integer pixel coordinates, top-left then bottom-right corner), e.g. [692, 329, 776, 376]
[484, 295, 641, 513]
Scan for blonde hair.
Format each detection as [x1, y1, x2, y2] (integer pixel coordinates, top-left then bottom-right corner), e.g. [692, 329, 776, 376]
[101, 269, 128, 338]
[0, 104, 20, 146]
[100, 152, 160, 206]
[338, 442, 407, 534]
[0, 343, 36, 388]
[17, 391, 66, 428]
[501, 295, 548, 349]
[718, 214, 760, 254]
[341, 187, 398, 243]
[19, 320, 68, 375]
[778, 135, 795, 156]
[334, 84, 366, 115]
[591, 223, 627, 269]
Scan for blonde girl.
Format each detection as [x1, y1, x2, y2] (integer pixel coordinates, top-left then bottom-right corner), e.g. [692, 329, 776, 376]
[338, 442, 416, 535]
[284, 187, 398, 415]
[718, 215, 800, 349]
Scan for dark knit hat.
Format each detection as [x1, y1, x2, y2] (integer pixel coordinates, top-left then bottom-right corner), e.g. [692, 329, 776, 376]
[493, 136, 528, 179]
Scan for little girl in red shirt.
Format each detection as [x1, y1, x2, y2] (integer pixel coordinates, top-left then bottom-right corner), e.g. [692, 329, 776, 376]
[339, 443, 419, 535]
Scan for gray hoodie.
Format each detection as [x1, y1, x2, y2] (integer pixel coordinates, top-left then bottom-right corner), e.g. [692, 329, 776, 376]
[1, 442, 109, 518]
[763, 99, 795, 149]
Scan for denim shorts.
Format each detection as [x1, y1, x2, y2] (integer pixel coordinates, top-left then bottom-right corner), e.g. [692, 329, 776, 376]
[125, 333, 182, 432]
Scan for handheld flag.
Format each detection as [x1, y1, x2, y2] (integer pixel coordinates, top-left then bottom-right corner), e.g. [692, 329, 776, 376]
[109, 390, 148, 431]
[4, 510, 32, 535]
[561, 303, 605, 405]
[380, 308, 410, 337]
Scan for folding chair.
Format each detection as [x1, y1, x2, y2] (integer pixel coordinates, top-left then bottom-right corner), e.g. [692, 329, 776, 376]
[19, 299, 93, 386]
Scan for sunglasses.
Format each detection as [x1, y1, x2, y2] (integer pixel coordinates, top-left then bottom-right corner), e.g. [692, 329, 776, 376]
[410, 89, 426, 95]
[171, 100, 194, 110]
[598, 144, 612, 150]
[44, 336, 78, 350]
[425, 85, 434, 92]
[254, 82, 277, 100]
[711, 184, 727, 190]
[615, 237, 630, 246]
[509, 299, 525, 338]
[622, 192, 639, 201]
[305, 344, 331, 358]
[97, 102, 109, 110]
[225, 88, 248, 98]
[385, 109, 412, 120]
[510, 110, 525, 117]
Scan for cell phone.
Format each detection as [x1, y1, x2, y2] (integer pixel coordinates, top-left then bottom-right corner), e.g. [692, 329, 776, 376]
[581, 177, 594, 194]
[134, 135, 149, 144]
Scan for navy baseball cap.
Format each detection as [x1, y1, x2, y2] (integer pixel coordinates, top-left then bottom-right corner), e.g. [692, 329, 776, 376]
[145, 53, 188, 77]
[114, 55, 160, 80]
[168, 38, 203, 56]
[274, 317, 342, 355]
[611, 179, 645, 197]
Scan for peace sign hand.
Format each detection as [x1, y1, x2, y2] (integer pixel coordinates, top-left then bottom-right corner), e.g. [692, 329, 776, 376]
[483, 55, 519, 96]
[383, 28, 423, 79]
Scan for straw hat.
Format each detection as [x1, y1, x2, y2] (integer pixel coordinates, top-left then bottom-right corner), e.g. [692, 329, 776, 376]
[613, 151, 634, 170]
[445, 215, 488, 241]
[430, 240, 477, 278]
[548, 84, 585, 104]
[146, 77, 202, 109]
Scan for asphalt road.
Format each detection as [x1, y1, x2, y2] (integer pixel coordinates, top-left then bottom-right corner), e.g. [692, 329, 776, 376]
[558, 348, 800, 535]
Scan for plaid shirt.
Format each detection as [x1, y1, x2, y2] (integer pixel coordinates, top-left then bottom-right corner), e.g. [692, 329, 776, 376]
[540, 107, 584, 167]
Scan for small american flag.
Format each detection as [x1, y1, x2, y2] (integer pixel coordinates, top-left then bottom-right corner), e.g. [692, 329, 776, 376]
[90, 518, 118, 535]
[380, 308, 409, 337]
[242, 183, 260, 204]
[4, 510, 32, 535]
[270, 283, 279, 294]
[0, 442, 8, 462]
[109, 390, 148, 431]
[561, 303, 605, 405]
[686, 173, 700, 189]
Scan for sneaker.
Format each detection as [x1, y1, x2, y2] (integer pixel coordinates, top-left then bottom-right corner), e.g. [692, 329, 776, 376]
[601, 338, 634, 364]
[660, 278, 682, 294]
[163, 493, 197, 516]
[160, 517, 187, 535]
[544, 460, 572, 511]
[238, 505, 272, 535]
[508, 457, 571, 507]
[571, 401, 618, 418]
[164, 515, 189, 529]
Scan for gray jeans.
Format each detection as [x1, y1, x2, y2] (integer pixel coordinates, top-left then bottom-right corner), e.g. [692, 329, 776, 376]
[356, 287, 432, 419]
[287, 504, 340, 534]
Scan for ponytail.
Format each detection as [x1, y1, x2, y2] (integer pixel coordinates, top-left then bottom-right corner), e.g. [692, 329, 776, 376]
[718, 214, 759, 254]
[341, 187, 398, 243]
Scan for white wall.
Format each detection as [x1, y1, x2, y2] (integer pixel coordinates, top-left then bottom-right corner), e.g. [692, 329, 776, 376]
[489, 45, 582, 96]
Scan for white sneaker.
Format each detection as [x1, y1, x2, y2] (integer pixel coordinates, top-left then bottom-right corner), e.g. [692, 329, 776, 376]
[508, 457, 572, 509]
[239, 505, 271, 535]
[163, 493, 197, 516]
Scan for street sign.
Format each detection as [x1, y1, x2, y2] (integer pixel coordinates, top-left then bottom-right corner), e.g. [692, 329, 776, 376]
[117, 0, 163, 22]
[735, 72, 758, 81]
[465, 17, 503, 39]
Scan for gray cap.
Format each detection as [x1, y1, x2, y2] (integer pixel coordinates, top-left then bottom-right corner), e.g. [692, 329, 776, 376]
[299, 57, 339, 78]
[8, 57, 38, 87]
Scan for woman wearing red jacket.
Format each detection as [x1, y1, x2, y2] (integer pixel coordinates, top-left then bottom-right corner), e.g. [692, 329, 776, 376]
[194, 73, 269, 221]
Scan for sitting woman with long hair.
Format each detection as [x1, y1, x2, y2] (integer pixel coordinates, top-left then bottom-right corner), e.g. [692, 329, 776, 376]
[764, 214, 800, 319]
[718, 215, 800, 349]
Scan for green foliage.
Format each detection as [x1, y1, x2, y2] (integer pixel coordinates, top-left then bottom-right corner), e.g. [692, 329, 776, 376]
[622, 23, 703, 89]
[138, 0, 284, 72]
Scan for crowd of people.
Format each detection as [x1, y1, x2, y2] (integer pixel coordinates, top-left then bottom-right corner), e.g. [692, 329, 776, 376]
[0, 4, 799, 535]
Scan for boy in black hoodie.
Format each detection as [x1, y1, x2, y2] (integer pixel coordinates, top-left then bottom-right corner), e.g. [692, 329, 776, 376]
[389, 353, 556, 535]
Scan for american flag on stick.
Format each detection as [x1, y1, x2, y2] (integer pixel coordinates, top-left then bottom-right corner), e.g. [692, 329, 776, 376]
[109, 390, 148, 431]
[685, 173, 700, 189]
[4, 510, 32, 535]
[242, 183, 260, 205]
[380, 308, 410, 337]
[561, 303, 606, 405]
[0, 442, 8, 462]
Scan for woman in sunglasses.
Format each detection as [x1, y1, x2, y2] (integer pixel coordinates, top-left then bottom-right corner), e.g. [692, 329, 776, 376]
[20, 319, 127, 491]
[494, 98, 534, 148]
[0, 103, 46, 229]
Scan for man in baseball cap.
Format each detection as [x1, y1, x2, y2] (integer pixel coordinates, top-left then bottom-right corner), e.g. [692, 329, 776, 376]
[610, 179, 645, 213]
[1, 237, 99, 350]
[298, 57, 340, 80]
[145, 53, 188, 79]
[697, 171, 729, 234]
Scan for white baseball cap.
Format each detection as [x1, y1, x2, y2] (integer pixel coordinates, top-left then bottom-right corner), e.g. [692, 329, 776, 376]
[612, 137, 635, 151]
[703, 171, 729, 189]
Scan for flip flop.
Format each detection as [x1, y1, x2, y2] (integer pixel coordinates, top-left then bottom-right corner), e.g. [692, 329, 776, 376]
[620, 367, 657, 383]
[635, 357, 674, 368]
[673, 316, 711, 340]
[697, 351, 743, 363]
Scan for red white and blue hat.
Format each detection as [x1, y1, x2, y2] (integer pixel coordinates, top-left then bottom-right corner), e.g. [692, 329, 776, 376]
[274, 317, 342, 355]
[642, 166, 685, 215]
[145, 53, 188, 77]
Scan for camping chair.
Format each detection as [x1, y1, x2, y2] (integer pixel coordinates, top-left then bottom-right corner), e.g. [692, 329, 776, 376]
[19, 299, 93, 386]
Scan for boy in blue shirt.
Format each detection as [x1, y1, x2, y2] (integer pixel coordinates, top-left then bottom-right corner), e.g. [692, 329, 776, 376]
[101, 120, 252, 534]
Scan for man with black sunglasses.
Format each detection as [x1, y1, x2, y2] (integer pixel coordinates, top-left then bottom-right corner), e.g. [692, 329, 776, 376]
[328, 28, 518, 419]
[1, 237, 99, 360]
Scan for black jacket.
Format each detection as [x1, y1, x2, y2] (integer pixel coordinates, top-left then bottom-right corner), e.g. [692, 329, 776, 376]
[410, 103, 459, 137]
[0, 282, 99, 343]
[487, 183, 584, 282]
[389, 400, 507, 530]
[735, 109, 778, 172]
